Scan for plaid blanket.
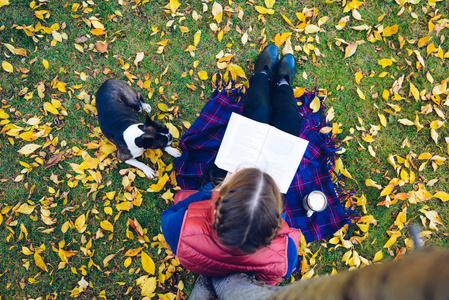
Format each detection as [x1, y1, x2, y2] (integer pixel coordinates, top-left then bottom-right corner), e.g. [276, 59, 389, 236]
[175, 86, 354, 243]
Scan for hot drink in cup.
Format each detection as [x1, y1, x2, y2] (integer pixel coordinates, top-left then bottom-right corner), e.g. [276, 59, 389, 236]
[303, 191, 328, 217]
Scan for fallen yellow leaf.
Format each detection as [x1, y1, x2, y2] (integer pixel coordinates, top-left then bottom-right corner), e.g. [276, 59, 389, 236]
[255, 6, 274, 14]
[212, 2, 223, 23]
[294, 87, 306, 98]
[418, 152, 432, 160]
[75, 214, 87, 233]
[141, 251, 155, 275]
[418, 36, 431, 48]
[398, 119, 414, 126]
[124, 257, 132, 267]
[329, 237, 340, 244]
[378, 113, 387, 127]
[100, 220, 114, 232]
[362, 134, 374, 143]
[427, 43, 436, 56]
[22, 246, 33, 255]
[43, 102, 59, 115]
[394, 208, 407, 230]
[0, 108, 9, 119]
[18, 143, 41, 155]
[179, 26, 189, 33]
[355, 71, 363, 84]
[166, 123, 179, 139]
[356, 87, 366, 100]
[420, 209, 444, 231]
[318, 16, 329, 26]
[366, 179, 382, 189]
[265, 0, 275, 9]
[103, 254, 116, 267]
[344, 43, 358, 59]
[301, 268, 314, 279]
[90, 28, 105, 36]
[304, 25, 321, 34]
[357, 223, 369, 233]
[164, 0, 180, 14]
[148, 173, 169, 192]
[280, 13, 293, 26]
[434, 191, 449, 202]
[310, 96, 320, 113]
[431, 128, 438, 145]
[383, 230, 401, 248]
[409, 82, 420, 101]
[382, 89, 390, 100]
[16, 203, 36, 214]
[217, 30, 224, 42]
[141, 277, 157, 297]
[125, 247, 143, 257]
[42, 59, 49, 69]
[341, 167, 353, 179]
[194, 30, 201, 46]
[34, 252, 48, 271]
[372, 250, 383, 262]
[116, 201, 133, 211]
[0, 0, 10, 8]
[2, 61, 13, 73]
[378, 57, 396, 68]
[383, 24, 398, 37]
[228, 63, 247, 79]
[352, 9, 362, 20]
[91, 20, 104, 29]
[380, 184, 394, 197]
[198, 70, 208, 80]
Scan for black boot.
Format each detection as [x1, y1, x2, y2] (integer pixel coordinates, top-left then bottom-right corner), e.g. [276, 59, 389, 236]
[273, 54, 296, 86]
[253, 44, 279, 81]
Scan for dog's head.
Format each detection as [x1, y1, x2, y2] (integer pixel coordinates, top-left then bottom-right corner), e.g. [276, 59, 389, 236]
[135, 116, 173, 149]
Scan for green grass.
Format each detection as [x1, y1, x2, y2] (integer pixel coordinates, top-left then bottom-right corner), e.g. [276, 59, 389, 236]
[0, 0, 448, 298]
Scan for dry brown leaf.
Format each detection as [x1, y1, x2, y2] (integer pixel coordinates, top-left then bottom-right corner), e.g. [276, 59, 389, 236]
[95, 41, 108, 53]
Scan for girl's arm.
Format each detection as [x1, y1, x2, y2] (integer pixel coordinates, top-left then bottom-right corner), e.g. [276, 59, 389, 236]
[284, 235, 299, 278]
[161, 183, 213, 254]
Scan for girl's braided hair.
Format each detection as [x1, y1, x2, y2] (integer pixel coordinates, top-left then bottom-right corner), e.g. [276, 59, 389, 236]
[213, 168, 284, 254]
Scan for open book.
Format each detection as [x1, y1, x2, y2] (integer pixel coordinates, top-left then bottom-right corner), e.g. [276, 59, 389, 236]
[215, 113, 309, 193]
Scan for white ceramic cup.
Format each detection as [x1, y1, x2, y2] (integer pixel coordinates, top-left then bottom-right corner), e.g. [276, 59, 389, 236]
[303, 191, 328, 217]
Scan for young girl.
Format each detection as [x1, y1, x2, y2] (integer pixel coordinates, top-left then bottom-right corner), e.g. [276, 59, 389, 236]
[161, 45, 302, 285]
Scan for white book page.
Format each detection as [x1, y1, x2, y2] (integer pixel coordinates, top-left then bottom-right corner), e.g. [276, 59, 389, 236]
[256, 126, 309, 193]
[215, 113, 269, 173]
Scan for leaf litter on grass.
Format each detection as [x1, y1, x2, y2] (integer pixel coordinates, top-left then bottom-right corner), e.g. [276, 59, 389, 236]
[0, 0, 448, 298]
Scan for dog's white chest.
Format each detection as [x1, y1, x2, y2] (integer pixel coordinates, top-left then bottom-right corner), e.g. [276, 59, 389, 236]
[123, 124, 145, 158]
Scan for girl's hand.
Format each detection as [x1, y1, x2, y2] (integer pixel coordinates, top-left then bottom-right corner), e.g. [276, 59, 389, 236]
[220, 171, 235, 187]
[220, 165, 248, 187]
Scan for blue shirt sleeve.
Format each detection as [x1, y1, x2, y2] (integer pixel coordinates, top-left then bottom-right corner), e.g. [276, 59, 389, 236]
[161, 183, 213, 255]
[283, 234, 298, 278]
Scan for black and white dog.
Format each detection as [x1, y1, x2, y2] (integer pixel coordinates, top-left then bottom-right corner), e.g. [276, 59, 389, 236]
[95, 79, 181, 178]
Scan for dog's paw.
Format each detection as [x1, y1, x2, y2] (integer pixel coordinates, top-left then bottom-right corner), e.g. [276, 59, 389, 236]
[141, 166, 155, 178]
[141, 103, 152, 114]
[165, 146, 182, 158]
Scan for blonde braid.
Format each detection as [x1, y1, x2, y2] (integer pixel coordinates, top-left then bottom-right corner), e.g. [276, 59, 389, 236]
[213, 194, 224, 233]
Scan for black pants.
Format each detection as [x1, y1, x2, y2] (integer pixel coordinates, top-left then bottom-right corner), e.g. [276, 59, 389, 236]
[242, 73, 301, 136]
[201, 73, 302, 187]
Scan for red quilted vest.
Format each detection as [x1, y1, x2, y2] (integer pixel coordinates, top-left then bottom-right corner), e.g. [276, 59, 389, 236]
[176, 191, 301, 286]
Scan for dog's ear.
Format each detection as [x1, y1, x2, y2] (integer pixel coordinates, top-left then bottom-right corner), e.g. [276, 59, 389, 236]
[144, 116, 170, 134]
[144, 115, 155, 127]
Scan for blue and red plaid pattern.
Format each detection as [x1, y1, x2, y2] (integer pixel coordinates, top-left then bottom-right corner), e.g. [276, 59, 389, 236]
[175, 86, 354, 243]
